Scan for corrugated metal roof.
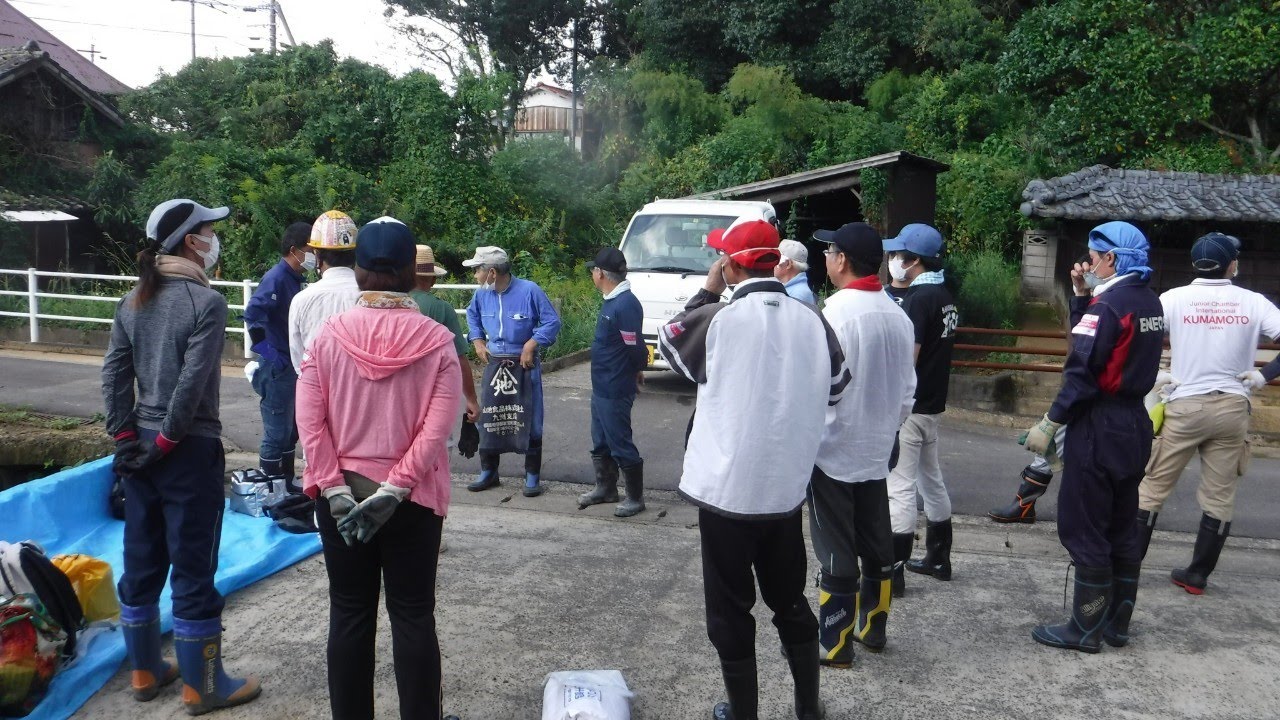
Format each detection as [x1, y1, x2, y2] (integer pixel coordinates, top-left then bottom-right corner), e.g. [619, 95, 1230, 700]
[0, 0, 131, 94]
[1020, 165, 1280, 223]
[685, 151, 950, 203]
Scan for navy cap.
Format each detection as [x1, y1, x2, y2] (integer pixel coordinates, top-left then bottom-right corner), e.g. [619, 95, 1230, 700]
[813, 222, 882, 265]
[586, 247, 627, 273]
[883, 223, 944, 257]
[1191, 232, 1240, 272]
[355, 217, 416, 273]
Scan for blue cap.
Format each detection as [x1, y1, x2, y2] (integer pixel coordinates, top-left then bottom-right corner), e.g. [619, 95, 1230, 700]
[355, 217, 417, 273]
[1190, 232, 1240, 272]
[882, 223, 943, 257]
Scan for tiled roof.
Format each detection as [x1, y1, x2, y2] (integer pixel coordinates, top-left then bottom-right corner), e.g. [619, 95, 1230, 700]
[0, 186, 86, 213]
[0, 41, 124, 127]
[0, 0, 131, 94]
[1020, 164, 1280, 223]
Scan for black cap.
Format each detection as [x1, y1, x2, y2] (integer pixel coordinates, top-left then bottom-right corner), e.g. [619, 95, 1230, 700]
[355, 218, 416, 273]
[1191, 232, 1241, 272]
[813, 222, 883, 265]
[586, 247, 627, 273]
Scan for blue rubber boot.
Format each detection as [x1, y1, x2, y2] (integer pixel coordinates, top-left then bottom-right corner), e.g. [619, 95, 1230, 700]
[120, 603, 179, 702]
[468, 455, 501, 492]
[1032, 565, 1111, 653]
[173, 616, 261, 715]
[523, 472, 544, 497]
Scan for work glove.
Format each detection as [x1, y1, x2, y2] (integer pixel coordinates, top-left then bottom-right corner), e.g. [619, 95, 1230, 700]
[1238, 369, 1269, 391]
[322, 486, 359, 547]
[111, 433, 142, 477]
[338, 484, 410, 544]
[1152, 371, 1179, 401]
[1019, 414, 1062, 457]
[244, 360, 260, 383]
[113, 434, 174, 479]
[458, 419, 480, 459]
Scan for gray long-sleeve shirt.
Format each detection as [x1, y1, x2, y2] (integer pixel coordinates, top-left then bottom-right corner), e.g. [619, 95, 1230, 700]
[102, 277, 226, 441]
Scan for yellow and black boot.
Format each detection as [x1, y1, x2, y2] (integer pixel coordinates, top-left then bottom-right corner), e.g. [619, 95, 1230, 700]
[988, 465, 1051, 523]
[817, 588, 856, 668]
[853, 576, 892, 652]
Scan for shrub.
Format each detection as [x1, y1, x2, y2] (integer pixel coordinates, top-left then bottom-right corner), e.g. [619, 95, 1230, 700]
[948, 248, 1021, 331]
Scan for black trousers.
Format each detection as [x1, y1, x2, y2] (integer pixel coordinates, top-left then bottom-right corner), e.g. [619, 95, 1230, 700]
[699, 507, 817, 662]
[1058, 400, 1153, 567]
[117, 431, 225, 620]
[806, 469, 894, 592]
[317, 497, 445, 720]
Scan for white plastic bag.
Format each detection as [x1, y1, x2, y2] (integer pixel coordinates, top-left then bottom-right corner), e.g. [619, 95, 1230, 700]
[541, 670, 633, 720]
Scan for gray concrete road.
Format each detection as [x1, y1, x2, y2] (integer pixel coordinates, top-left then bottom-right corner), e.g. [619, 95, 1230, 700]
[2, 350, 1279, 538]
[76, 483, 1280, 719]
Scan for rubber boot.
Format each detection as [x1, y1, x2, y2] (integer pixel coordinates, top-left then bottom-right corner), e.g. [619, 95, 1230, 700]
[890, 533, 913, 598]
[173, 616, 261, 715]
[781, 641, 825, 720]
[1137, 509, 1158, 560]
[120, 603, 179, 702]
[615, 462, 645, 517]
[711, 656, 757, 720]
[853, 576, 891, 652]
[816, 588, 856, 668]
[1031, 565, 1111, 653]
[281, 450, 301, 493]
[906, 519, 953, 580]
[988, 465, 1051, 523]
[258, 455, 282, 478]
[1171, 514, 1230, 595]
[468, 454, 500, 492]
[1103, 561, 1141, 647]
[523, 440, 544, 497]
[578, 454, 619, 506]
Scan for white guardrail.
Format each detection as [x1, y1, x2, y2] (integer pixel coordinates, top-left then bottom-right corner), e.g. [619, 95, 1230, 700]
[0, 268, 477, 359]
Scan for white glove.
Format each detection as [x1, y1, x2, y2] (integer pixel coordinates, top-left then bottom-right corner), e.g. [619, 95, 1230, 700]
[1238, 369, 1268, 391]
[244, 360, 260, 383]
[1153, 371, 1178, 401]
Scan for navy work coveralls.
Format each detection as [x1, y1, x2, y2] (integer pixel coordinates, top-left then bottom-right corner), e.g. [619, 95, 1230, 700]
[1048, 274, 1164, 568]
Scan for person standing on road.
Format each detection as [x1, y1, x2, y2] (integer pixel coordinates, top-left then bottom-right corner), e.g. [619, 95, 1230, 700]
[244, 221, 312, 482]
[809, 222, 916, 665]
[104, 198, 261, 713]
[578, 247, 648, 517]
[883, 224, 958, 595]
[295, 219, 463, 720]
[658, 216, 849, 720]
[1135, 232, 1280, 595]
[409, 243, 480, 425]
[462, 246, 561, 497]
[1023, 221, 1164, 653]
[287, 210, 361, 374]
[774, 239, 817, 306]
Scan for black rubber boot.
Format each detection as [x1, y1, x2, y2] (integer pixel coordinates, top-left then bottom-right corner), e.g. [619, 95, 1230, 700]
[1103, 561, 1141, 647]
[1031, 564, 1111, 653]
[817, 588, 856, 668]
[906, 519, 952, 580]
[988, 465, 1051, 523]
[280, 450, 295, 479]
[1171, 514, 1230, 595]
[853, 576, 891, 652]
[578, 454, 620, 506]
[615, 462, 645, 517]
[781, 641, 825, 720]
[711, 656, 757, 720]
[258, 455, 282, 477]
[1137, 509, 1158, 560]
[468, 454, 500, 492]
[890, 533, 913, 598]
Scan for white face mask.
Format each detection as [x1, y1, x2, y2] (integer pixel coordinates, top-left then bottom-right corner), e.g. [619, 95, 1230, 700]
[888, 257, 910, 282]
[478, 269, 496, 291]
[194, 233, 220, 271]
[301, 251, 317, 272]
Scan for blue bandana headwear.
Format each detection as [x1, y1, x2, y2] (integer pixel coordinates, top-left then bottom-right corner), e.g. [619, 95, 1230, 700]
[1087, 221, 1152, 281]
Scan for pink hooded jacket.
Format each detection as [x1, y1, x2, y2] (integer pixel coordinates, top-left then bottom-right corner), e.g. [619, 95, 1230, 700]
[296, 303, 462, 517]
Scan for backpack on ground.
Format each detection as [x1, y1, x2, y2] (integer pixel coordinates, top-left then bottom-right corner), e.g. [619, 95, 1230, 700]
[0, 593, 66, 717]
[0, 541, 83, 660]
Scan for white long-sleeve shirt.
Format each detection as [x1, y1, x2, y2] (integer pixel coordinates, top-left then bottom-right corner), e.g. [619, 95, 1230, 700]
[287, 266, 360, 374]
[1161, 278, 1280, 401]
[815, 286, 917, 483]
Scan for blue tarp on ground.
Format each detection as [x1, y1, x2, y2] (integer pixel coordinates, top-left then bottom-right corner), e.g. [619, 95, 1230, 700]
[0, 457, 321, 720]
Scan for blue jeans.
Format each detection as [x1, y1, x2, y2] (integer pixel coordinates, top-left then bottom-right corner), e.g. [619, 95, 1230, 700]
[252, 360, 298, 468]
[590, 392, 641, 468]
[117, 430, 226, 620]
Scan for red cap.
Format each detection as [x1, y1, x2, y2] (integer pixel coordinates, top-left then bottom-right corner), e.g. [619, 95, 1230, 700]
[707, 218, 781, 270]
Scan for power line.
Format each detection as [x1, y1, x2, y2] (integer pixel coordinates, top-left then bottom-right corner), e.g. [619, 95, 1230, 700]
[27, 15, 244, 41]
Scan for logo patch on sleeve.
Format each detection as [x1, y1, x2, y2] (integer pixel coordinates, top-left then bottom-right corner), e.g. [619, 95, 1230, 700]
[620, 330, 637, 345]
[666, 322, 685, 338]
[1072, 314, 1100, 337]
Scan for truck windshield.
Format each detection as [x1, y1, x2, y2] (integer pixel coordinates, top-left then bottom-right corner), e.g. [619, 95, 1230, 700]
[620, 214, 738, 273]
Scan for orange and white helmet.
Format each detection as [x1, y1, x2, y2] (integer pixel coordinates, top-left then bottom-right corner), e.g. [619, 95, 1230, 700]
[309, 210, 358, 250]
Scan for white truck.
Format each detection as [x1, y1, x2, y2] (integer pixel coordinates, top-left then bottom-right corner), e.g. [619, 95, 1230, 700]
[617, 198, 778, 369]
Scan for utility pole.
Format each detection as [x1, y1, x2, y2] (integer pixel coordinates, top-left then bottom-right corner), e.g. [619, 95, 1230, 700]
[246, 2, 293, 53]
[269, 1, 276, 53]
[570, 17, 578, 155]
[187, 0, 195, 60]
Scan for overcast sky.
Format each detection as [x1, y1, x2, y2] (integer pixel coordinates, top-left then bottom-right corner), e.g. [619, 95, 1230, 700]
[10, 0, 444, 88]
